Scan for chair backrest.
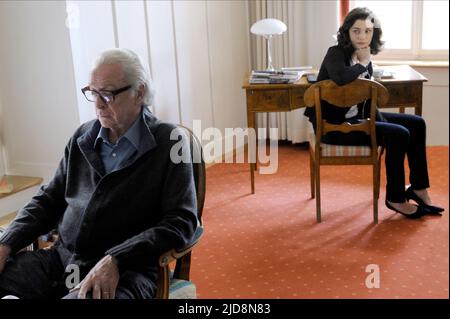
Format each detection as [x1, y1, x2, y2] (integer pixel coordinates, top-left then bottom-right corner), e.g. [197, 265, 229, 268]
[304, 78, 389, 155]
[154, 125, 206, 299]
[178, 125, 206, 225]
[304, 78, 389, 108]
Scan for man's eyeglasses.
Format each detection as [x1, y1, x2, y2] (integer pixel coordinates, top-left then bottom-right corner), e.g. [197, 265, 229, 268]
[81, 85, 132, 104]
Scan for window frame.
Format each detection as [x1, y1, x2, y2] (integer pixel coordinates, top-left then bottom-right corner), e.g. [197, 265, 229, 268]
[350, 0, 449, 61]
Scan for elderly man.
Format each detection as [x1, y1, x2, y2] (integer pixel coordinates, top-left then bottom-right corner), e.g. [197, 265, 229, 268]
[0, 49, 197, 299]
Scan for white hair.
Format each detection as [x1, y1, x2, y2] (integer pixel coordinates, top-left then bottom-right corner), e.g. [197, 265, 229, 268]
[92, 48, 154, 106]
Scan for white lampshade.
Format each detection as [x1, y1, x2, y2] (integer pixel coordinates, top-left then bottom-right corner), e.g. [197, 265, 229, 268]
[250, 18, 287, 71]
[250, 18, 287, 37]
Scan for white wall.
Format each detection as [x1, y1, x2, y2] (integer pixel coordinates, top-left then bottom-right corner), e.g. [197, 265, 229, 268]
[416, 67, 449, 146]
[66, 0, 116, 124]
[145, 0, 180, 123]
[304, 0, 339, 69]
[172, 1, 214, 128]
[0, 1, 80, 180]
[67, 0, 250, 145]
[0, 88, 5, 177]
[0, 0, 250, 180]
[206, 1, 249, 133]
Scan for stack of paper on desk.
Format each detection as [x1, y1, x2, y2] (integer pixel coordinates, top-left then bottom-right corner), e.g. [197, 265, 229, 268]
[250, 70, 303, 84]
[373, 68, 394, 79]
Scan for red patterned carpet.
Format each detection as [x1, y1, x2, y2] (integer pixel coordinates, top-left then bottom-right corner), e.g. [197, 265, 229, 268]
[191, 144, 449, 299]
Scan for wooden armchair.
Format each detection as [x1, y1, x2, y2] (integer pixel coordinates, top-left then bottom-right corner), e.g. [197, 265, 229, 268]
[304, 78, 389, 224]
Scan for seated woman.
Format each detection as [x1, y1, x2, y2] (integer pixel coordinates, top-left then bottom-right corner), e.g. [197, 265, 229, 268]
[304, 7, 444, 219]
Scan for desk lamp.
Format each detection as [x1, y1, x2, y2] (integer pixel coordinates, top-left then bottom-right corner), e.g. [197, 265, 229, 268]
[250, 18, 287, 71]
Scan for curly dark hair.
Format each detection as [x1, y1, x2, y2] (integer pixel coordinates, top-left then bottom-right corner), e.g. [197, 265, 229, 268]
[337, 7, 384, 56]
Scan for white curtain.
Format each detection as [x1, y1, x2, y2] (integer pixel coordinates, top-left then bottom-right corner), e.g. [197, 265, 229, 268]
[248, 0, 314, 143]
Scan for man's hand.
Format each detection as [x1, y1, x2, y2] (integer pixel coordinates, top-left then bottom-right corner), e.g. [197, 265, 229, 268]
[0, 244, 12, 274]
[356, 47, 371, 66]
[74, 255, 120, 299]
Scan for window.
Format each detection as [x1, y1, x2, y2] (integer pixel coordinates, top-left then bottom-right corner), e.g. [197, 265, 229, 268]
[352, 0, 449, 60]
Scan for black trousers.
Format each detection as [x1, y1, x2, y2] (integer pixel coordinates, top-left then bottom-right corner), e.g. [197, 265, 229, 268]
[322, 112, 430, 202]
[377, 112, 429, 202]
[0, 247, 157, 299]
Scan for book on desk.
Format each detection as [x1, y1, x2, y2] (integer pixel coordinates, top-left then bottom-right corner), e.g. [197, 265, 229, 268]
[373, 68, 394, 79]
[249, 67, 316, 84]
[250, 70, 301, 84]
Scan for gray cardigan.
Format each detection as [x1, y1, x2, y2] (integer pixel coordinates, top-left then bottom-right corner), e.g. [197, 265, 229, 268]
[0, 108, 197, 277]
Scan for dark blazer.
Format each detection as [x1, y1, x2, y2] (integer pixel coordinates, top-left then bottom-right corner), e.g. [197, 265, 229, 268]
[304, 45, 384, 145]
[0, 108, 198, 280]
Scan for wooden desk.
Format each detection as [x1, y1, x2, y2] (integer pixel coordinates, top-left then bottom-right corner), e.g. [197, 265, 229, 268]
[242, 65, 427, 193]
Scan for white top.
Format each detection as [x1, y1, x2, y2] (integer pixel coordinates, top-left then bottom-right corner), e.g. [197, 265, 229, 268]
[345, 58, 369, 119]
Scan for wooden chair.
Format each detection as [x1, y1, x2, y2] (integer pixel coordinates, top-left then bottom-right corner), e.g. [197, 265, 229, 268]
[304, 78, 389, 224]
[154, 124, 206, 299]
